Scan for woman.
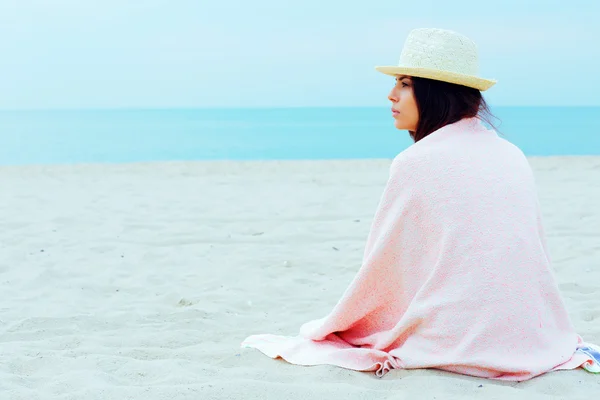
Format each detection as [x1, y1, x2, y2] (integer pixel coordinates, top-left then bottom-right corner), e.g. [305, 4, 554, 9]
[242, 28, 599, 380]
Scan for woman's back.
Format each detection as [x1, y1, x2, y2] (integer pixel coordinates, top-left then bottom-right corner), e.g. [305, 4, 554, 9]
[398, 117, 548, 278]
[370, 117, 580, 379]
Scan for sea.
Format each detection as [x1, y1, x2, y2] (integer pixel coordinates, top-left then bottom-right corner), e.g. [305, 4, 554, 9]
[0, 107, 599, 165]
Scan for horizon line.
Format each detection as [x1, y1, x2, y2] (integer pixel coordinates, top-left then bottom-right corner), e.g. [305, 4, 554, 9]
[1, 105, 599, 112]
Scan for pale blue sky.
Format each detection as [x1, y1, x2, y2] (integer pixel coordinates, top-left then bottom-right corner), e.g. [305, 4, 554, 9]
[0, 0, 598, 109]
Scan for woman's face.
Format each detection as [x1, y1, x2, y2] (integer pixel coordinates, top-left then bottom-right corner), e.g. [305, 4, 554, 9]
[388, 75, 419, 131]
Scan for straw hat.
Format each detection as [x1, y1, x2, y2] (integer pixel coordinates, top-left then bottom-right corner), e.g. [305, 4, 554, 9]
[375, 28, 496, 91]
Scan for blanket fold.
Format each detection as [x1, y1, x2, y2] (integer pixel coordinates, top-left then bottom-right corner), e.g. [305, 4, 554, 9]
[242, 117, 598, 380]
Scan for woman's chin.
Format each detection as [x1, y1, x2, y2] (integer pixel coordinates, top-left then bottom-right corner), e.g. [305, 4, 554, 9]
[393, 120, 416, 131]
[394, 121, 408, 130]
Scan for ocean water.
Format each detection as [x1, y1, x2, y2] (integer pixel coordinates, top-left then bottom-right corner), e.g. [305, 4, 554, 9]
[0, 107, 599, 165]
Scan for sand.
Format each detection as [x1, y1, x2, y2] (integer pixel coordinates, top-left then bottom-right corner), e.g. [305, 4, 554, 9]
[1, 157, 599, 399]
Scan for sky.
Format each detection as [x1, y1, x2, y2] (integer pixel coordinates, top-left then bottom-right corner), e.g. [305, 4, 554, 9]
[0, 0, 598, 109]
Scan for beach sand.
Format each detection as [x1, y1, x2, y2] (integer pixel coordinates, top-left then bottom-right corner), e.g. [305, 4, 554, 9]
[1, 157, 599, 399]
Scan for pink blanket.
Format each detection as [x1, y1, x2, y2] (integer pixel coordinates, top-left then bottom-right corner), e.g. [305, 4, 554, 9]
[242, 117, 597, 380]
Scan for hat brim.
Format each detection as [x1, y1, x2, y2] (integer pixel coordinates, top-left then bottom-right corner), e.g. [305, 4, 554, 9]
[374, 66, 496, 91]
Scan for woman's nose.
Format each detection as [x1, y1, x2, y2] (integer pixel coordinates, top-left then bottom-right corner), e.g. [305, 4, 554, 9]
[388, 89, 398, 102]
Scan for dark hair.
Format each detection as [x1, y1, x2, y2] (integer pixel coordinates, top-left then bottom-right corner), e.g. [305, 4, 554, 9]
[409, 77, 500, 142]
